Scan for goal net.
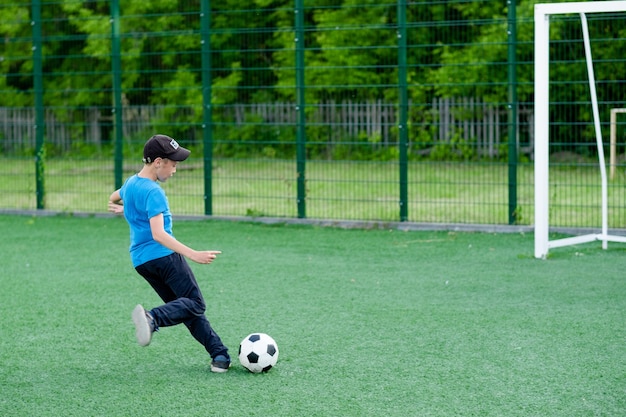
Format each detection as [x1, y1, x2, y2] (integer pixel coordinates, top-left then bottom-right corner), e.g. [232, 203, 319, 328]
[534, 1, 626, 258]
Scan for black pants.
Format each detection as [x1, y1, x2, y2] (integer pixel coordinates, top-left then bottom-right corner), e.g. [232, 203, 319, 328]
[135, 253, 229, 360]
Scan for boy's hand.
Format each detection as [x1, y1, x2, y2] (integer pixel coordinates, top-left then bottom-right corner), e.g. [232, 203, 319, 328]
[108, 201, 124, 215]
[190, 250, 222, 264]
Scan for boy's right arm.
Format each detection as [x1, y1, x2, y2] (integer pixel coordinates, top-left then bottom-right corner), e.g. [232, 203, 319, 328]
[108, 189, 124, 214]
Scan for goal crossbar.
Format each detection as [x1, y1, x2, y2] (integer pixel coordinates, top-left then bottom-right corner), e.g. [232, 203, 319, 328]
[534, 1, 626, 259]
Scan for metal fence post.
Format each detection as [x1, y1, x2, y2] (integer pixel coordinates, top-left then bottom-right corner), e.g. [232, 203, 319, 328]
[507, 0, 518, 224]
[295, 0, 306, 218]
[397, 0, 408, 222]
[110, 0, 123, 190]
[32, 0, 45, 209]
[201, 1, 213, 215]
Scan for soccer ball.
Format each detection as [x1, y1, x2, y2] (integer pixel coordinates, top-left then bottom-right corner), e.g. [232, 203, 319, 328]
[238, 333, 279, 373]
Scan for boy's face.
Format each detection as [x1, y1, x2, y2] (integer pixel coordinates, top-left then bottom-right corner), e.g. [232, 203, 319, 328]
[155, 158, 178, 182]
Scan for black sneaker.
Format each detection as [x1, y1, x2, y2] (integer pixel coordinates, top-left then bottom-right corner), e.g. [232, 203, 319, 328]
[132, 304, 155, 347]
[210, 355, 231, 373]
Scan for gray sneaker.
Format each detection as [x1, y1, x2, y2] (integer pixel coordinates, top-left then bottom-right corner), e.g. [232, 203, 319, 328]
[132, 304, 154, 347]
[210, 355, 231, 373]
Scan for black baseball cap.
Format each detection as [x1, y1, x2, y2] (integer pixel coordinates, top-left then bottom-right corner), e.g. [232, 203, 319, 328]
[142, 134, 191, 163]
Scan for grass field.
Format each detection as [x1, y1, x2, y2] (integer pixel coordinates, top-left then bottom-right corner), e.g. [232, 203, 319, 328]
[1, 214, 625, 416]
[4, 156, 626, 227]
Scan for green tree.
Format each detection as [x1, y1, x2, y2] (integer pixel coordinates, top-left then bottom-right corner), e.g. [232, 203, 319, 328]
[270, 0, 398, 102]
[0, 3, 37, 106]
[2, 0, 625, 156]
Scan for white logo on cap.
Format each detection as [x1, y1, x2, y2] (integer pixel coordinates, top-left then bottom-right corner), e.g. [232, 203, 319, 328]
[170, 139, 179, 150]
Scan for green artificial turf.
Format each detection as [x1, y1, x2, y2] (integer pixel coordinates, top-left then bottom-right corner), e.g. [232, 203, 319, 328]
[0, 215, 624, 416]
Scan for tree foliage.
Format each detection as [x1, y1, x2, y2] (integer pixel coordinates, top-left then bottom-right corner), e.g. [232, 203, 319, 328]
[1, 0, 625, 155]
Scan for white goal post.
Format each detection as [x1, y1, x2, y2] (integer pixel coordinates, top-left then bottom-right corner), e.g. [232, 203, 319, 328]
[534, 1, 626, 259]
[610, 108, 626, 180]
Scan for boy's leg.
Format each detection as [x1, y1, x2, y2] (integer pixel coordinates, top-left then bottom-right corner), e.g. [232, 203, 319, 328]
[135, 253, 229, 359]
[184, 314, 229, 359]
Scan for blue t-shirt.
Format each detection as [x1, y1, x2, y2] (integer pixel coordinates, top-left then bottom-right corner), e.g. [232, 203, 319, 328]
[119, 175, 175, 267]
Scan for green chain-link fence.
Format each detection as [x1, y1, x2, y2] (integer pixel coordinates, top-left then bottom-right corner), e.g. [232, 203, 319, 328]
[2, 0, 626, 228]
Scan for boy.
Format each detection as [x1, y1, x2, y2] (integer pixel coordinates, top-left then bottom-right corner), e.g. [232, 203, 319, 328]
[108, 134, 230, 373]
